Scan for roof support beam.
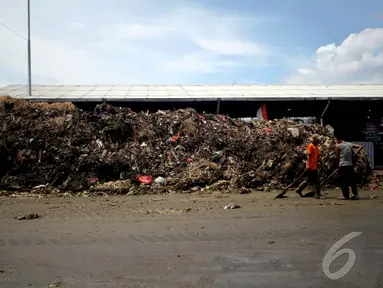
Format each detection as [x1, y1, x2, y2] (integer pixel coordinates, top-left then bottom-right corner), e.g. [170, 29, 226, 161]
[216, 98, 221, 114]
[320, 99, 331, 126]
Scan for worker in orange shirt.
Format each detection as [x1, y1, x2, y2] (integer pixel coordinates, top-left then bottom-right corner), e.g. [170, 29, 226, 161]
[296, 134, 321, 199]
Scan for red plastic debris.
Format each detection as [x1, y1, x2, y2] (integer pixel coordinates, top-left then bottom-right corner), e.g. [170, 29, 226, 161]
[217, 115, 227, 123]
[89, 177, 99, 184]
[371, 185, 377, 190]
[226, 132, 230, 139]
[171, 132, 181, 142]
[136, 175, 153, 185]
[263, 128, 272, 134]
[186, 158, 193, 163]
[199, 115, 206, 120]
[240, 187, 248, 194]
[17, 151, 23, 162]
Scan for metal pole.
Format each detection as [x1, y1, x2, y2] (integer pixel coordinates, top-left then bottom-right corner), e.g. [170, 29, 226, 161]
[320, 99, 331, 126]
[27, 0, 32, 96]
[216, 98, 221, 114]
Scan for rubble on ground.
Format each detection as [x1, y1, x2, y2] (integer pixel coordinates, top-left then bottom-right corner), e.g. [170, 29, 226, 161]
[224, 203, 241, 210]
[370, 172, 383, 188]
[0, 97, 373, 194]
[15, 213, 41, 220]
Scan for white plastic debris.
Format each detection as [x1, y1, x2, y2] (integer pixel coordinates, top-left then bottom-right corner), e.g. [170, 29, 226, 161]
[33, 184, 48, 189]
[154, 176, 165, 185]
[325, 125, 334, 135]
[287, 127, 299, 138]
[96, 139, 104, 148]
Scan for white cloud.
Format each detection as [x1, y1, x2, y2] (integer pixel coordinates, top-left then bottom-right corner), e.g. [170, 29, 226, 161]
[0, 28, 122, 84]
[190, 38, 266, 56]
[0, 0, 275, 84]
[286, 28, 383, 84]
[164, 53, 241, 74]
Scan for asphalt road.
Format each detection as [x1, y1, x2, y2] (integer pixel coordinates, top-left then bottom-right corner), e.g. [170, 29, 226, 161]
[0, 192, 382, 288]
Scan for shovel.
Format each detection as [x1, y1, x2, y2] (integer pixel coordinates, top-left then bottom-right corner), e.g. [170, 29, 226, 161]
[275, 161, 318, 199]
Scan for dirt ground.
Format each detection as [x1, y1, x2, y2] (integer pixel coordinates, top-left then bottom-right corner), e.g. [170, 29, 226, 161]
[1, 188, 382, 221]
[0, 188, 382, 288]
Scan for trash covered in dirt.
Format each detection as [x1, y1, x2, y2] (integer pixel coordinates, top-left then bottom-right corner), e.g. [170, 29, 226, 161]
[224, 203, 241, 209]
[239, 187, 250, 194]
[0, 97, 373, 194]
[370, 172, 383, 188]
[90, 180, 134, 195]
[15, 213, 41, 220]
[47, 282, 63, 288]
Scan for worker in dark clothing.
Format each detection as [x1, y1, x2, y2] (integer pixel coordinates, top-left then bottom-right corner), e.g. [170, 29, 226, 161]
[296, 134, 321, 199]
[336, 139, 363, 200]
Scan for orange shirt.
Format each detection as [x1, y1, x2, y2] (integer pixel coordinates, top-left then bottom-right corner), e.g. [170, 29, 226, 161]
[306, 143, 319, 170]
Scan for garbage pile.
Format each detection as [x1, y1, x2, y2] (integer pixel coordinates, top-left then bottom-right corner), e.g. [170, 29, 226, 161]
[0, 97, 372, 193]
[371, 172, 383, 188]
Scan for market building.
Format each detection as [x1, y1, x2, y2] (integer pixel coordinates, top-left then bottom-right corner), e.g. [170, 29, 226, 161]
[1, 84, 382, 168]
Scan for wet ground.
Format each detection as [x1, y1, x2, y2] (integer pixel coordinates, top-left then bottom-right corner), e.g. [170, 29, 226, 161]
[0, 188, 382, 287]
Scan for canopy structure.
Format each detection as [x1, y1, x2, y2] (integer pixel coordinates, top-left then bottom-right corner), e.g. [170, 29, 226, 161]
[1, 84, 382, 102]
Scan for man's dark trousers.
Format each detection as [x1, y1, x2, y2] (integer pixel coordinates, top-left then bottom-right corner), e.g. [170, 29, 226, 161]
[339, 166, 358, 199]
[296, 169, 321, 196]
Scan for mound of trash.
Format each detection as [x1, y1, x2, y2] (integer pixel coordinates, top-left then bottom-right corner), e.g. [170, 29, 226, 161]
[0, 97, 372, 193]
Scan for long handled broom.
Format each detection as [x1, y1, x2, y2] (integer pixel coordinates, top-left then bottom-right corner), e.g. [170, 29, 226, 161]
[275, 161, 318, 199]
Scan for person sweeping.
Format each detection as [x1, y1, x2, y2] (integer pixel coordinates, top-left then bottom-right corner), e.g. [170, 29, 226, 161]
[336, 137, 363, 200]
[296, 134, 321, 199]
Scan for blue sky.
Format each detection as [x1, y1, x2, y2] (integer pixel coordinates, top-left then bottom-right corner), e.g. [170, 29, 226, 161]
[0, 0, 383, 86]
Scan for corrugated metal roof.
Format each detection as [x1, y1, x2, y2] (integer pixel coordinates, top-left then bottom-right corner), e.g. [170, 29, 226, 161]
[0, 84, 382, 102]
